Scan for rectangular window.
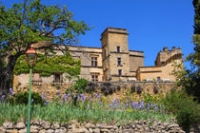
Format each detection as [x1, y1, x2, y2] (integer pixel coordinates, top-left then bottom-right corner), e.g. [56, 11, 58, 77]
[117, 46, 120, 52]
[53, 74, 63, 85]
[91, 73, 99, 81]
[117, 57, 121, 66]
[118, 69, 122, 76]
[91, 57, 98, 67]
[157, 77, 161, 81]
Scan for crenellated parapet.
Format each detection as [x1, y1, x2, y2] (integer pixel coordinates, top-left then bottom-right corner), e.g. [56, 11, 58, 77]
[155, 46, 182, 67]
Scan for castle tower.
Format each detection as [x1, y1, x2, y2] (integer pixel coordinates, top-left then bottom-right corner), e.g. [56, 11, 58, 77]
[155, 46, 183, 81]
[100, 27, 131, 81]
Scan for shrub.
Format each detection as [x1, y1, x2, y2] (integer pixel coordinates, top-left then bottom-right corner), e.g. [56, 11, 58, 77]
[153, 87, 159, 94]
[162, 90, 200, 132]
[85, 82, 97, 93]
[73, 77, 88, 93]
[14, 91, 45, 105]
[131, 84, 136, 93]
[101, 82, 115, 96]
[65, 87, 74, 94]
[136, 86, 143, 94]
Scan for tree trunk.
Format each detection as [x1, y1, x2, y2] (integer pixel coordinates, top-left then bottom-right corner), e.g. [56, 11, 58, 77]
[0, 54, 20, 95]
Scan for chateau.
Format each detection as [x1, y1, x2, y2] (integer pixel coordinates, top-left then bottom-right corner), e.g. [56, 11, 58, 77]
[13, 27, 183, 91]
[68, 27, 183, 82]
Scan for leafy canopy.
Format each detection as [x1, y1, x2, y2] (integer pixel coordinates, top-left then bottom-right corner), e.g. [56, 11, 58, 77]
[0, 0, 89, 63]
[14, 52, 80, 77]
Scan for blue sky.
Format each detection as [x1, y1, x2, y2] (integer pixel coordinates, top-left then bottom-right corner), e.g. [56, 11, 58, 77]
[1, 0, 195, 68]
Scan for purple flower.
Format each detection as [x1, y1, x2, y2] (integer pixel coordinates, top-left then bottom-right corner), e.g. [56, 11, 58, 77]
[57, 90, 60, 96]
[81, 93, 85, 101]
[154, 104, 159, 111]
[146, 103, 150, 110]
[109, 100, 118, 109]
[95, 93, 101, 99]
[1, 94, 5, 100]
[139, 101, 145, 109]
[131, 102, 137, 109]
[45, 100, 49, 104]
[9, 88, 14, 95]
[62, 94, 67, 101]
[42, 93, 46, 100]
[117, 99, 121, 107]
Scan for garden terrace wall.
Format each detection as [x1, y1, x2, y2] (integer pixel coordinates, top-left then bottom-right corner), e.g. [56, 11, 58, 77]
[88, 81, 176, 94]
[0, 119, 189, 133]
[12, 80, 176, 101]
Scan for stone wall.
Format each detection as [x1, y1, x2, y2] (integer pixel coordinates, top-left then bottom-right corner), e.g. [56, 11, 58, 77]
[91, 81, 175, 95]
[0, 119, 188, 133]
[12, 80, 176, 101]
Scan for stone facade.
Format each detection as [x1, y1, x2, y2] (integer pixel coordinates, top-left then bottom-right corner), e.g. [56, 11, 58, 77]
[68, 27, 182, 82]
[136, 46, 183, 81]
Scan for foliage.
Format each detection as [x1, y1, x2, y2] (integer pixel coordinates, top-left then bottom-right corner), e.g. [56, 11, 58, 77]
[153, 87, 159, 94]
[0, 93, 174, 125]
[85, 82, 97, 93]
[131, 84, 136, 93]
[161, 90, 200, 132]
[176, 101, 200, 133]
[101, 82, 116, 96]
[136, 86, 143, 94]
[130, 84, 143, 95]
[171, 0, 200, 102]
[171, 61, 200, 101]
[143, 93, 161, 104]
[72, 77, 88, 93]
[11, 91, 45, 106]
[0, 0, 89, 52]
[0, 0, 89, 92]
[14, 53, 80, 77]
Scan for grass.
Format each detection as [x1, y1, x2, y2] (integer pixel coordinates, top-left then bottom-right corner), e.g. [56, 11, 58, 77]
[0, 93, 174, 125]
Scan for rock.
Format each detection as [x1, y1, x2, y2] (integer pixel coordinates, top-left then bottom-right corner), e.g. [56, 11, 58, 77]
[18, 128, 27, 133]
[75, 127, 89, 133]
[30, 128, 38, 133]
[51, 122, 60, 129]
[5, 129, 18, 133]
[88, 128, 93, 132]
[15, 122, 25, 129]
[93, 128, 100, 133]
[41, 121, 51, 129]
[85, 123, 95, 128]
[38, 129, 46, 133]
[0, 126, 6, 132]
[100, 128, 110, 132]
[46, 129, 55, 133]
[3, 121, 13, 129]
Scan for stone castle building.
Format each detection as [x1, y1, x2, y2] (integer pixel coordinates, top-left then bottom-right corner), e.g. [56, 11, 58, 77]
[68, 27, 183, 82]
[13, 27, 183, 91]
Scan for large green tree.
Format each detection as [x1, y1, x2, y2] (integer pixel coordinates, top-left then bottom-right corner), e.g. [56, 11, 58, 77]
[174, 0, 200, 102]
[0, 0, 89, 94]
